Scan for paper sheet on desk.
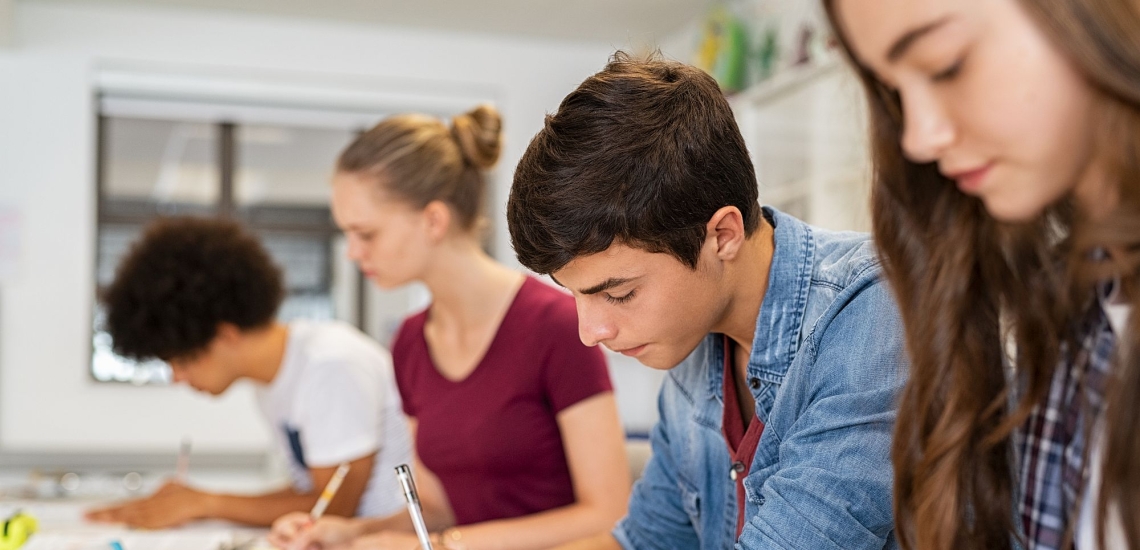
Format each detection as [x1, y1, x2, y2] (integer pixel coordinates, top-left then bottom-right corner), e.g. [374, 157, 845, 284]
[0, 499, 271, 550]
[0, 500, 90, 529]
[22, 531, 234, 550]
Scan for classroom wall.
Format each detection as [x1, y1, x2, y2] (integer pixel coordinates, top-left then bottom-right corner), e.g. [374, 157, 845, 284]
[0, 1, 669, 460]
[661, 3, 872, 235]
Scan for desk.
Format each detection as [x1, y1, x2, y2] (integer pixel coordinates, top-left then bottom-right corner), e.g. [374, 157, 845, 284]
[0, 499, 270, 550]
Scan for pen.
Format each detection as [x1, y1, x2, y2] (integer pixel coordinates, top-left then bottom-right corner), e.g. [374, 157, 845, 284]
[176, 437, 191, 483]
[109, 540, 124, 550]
[395, 464, 433, 550]
[309, 462, 351, 521]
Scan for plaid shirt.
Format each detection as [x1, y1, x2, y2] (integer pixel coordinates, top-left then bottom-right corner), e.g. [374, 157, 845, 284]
[1016, 295, 1115, 550]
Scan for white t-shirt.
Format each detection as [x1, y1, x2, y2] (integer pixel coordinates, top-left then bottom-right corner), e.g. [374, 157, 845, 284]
[1077, 287, 1130, 549]
[255, 320, 412, 517]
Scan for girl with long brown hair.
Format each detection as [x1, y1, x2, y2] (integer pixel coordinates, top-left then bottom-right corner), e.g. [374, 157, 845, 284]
[825, 0, 1139, 549]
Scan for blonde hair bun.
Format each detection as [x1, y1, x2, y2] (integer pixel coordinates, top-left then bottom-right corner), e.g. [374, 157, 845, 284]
[451, 104, 502, 170]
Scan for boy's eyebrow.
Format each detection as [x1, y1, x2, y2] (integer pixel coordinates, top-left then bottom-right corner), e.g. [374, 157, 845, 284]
[579, 277, 636, 295]
[887, 16, 953, 62]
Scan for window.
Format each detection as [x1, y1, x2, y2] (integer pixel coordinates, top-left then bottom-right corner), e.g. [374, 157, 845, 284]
[92, 110, 361, 384]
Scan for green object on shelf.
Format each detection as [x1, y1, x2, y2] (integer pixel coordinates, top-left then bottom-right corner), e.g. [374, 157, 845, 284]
[695, 7, 750, 93]
[756, 25, 779, 82]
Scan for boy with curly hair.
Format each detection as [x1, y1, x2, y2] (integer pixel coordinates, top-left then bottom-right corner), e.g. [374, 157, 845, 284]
[86, 217, 411, 529]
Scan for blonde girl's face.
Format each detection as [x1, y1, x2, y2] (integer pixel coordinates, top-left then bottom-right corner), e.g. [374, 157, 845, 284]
[835, 0, 1105, 222]
[331, 171, 433, 289]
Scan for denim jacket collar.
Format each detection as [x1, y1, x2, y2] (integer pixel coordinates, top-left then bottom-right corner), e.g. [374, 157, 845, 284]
[703, 207, 815, 415]
[614, 206, 905, 550]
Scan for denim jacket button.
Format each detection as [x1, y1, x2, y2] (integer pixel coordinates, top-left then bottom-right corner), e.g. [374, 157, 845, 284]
[748, 377, 760, 390]
[729, 461, 745, 481]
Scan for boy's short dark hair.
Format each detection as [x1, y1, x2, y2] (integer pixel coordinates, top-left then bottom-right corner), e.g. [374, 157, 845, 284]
[508, 51, 760, 274]
[101, 217, 284, 362]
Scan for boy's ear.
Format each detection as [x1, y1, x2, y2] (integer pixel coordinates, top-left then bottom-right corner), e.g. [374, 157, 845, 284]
[705, 206, 747, 261]
[214, 322, 243, 345]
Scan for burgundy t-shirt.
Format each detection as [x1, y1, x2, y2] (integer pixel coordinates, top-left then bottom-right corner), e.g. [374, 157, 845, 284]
[392, 276, 612, 525]
[722, 336, 764, 539]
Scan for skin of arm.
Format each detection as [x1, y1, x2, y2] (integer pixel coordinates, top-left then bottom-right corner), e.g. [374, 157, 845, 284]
[549, 533, 623, 550]
[86, 453, 375, 529]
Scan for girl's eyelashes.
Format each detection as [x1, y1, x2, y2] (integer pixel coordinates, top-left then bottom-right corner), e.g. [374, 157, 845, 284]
[932, 55, 966, 82]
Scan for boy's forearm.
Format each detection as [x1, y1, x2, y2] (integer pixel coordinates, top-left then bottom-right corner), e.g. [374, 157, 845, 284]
[203, 491, 322, 527]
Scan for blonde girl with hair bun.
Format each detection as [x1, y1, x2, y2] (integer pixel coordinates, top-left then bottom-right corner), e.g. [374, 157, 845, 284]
[268, 105, 631, 550]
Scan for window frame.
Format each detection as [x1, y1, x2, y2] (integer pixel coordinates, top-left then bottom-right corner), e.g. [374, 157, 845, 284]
[90, 106, 368, 385]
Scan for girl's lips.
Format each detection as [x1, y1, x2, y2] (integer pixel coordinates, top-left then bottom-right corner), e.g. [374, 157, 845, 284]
[946, 164, 992, 193]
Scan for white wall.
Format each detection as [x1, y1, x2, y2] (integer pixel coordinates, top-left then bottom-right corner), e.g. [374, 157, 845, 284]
[661, 2, 872, 233]
[0, 2, 659, 456]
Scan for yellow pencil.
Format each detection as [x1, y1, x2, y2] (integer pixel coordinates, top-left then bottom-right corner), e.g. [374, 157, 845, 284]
[309, 463, 350, 520]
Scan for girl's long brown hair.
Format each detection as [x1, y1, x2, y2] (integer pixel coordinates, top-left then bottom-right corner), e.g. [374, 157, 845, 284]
[824, 0, 1140, 548]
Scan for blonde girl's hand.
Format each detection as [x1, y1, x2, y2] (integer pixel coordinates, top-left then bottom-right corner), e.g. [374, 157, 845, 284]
[348, 531, 425, 550]
[267, 512, 361, 550]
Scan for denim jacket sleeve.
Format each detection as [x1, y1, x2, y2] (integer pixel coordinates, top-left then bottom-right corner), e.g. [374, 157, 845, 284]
[737, 279, 906, 550]
[614, 375, 703, 550]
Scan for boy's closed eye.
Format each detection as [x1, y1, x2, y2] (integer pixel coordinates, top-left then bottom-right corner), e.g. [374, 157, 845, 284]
[604, 289, 636, 305]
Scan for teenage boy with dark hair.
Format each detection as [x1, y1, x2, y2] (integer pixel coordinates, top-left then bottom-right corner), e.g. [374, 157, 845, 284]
[86, 217, 412, 529]
[508, 53, 906, 549]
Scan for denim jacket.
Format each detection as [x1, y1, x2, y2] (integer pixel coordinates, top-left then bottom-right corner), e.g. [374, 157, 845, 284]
[614, 208, 907, 549]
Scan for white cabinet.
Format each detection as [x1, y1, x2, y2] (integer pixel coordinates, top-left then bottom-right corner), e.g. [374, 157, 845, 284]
[728, 59, 873, 233]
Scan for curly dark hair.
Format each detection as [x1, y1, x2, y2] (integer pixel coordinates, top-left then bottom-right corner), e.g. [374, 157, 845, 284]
[101, 217, 284, 361]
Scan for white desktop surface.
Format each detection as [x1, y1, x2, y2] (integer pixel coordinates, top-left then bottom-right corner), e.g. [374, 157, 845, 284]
[0, 498, 269, 550]
[0, 468, 277, 550]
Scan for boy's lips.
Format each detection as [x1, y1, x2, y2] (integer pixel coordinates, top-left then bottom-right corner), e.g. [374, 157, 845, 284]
[613, 344, 647, 357]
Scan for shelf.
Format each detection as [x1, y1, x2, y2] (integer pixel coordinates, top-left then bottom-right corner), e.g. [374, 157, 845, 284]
[727, 57, 841, 109]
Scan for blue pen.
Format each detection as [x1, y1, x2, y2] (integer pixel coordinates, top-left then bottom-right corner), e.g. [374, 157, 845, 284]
[110, 540, 124, 550]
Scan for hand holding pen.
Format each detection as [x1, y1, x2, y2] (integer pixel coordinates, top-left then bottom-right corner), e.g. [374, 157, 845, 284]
[266, 514, 360, 550]
[264, 463, 353, 550]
